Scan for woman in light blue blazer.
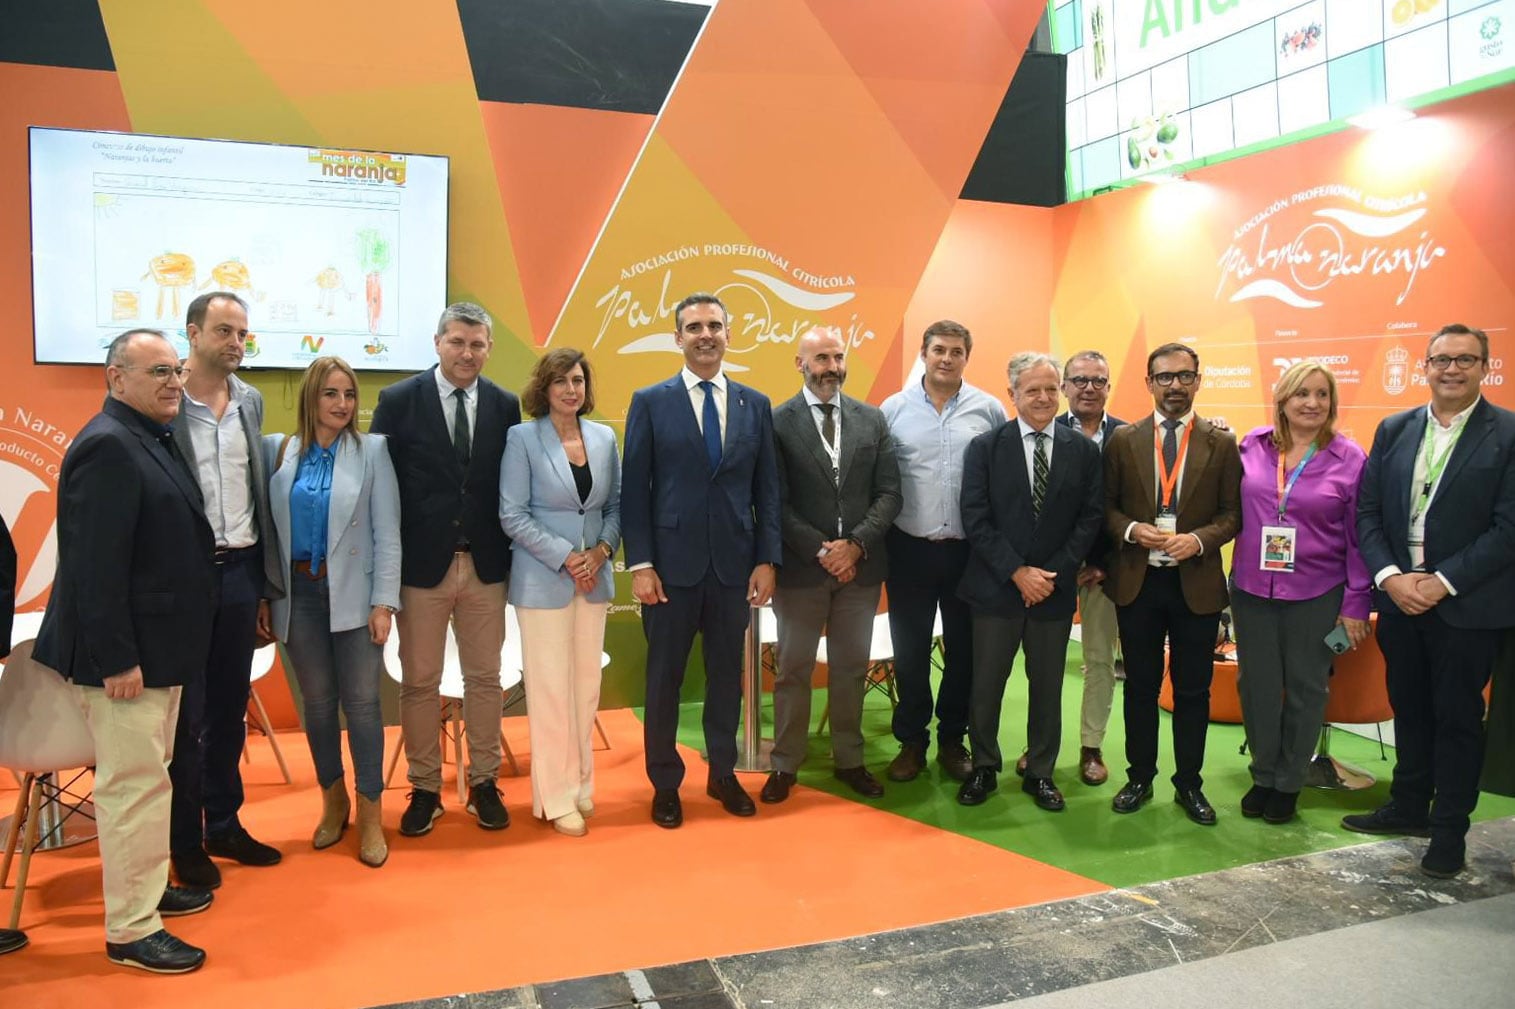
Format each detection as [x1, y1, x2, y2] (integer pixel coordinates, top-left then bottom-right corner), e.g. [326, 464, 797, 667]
[265, 356, 401, 867]
[500, 348, 620, 837]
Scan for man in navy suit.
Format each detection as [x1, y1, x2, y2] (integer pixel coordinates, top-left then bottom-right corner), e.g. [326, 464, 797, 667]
[622, 292, 782, 828]
[35, 330, 218, 972]
[956, 353, 1103, 811]
[370, 302, 522, 836]
[1348, 323, 1515, 878]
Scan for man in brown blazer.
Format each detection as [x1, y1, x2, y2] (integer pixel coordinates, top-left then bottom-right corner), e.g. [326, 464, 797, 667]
[1103, 342, 1241, 825]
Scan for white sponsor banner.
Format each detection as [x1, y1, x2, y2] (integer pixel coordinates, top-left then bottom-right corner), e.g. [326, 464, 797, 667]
[1112, 0, 1301, 78]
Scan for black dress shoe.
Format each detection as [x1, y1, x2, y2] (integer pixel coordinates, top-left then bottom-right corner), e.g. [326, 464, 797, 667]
[652, 788, 682, 828]
[204, 825, 282, 866]
[1263, 790, 1299, 824]
[1111, 780, 1153, 814]
[399, 788, 443, 836]
[171, 849, 222, 890]
[1421, 837, 1466, 879]
[707, 775, 756, 817]
[833, 766, 884, 798]
[1240, 784, 1274, 818]
[760, 771, 797, 804]
[936, 741, 974, 782]
[1174, 787, 1218, 825]
[956, 768, 998, 806]
[157, 886, 213, 917]
[467, 780, 510, 830]
[0, 929, 28, 956]
[1341, 801, 1432, 837]
[105, 929, 206, 974]
[1022, 776, 1066, 812]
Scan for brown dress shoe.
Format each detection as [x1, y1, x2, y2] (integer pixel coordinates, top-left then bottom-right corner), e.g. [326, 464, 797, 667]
[887, 742, 927, 782]
[1079, 747, 1108, 786]
[1014, 750, 1029, 778]
[936, 741, 974, 782]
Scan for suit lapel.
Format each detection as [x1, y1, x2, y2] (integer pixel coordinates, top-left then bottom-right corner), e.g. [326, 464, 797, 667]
[1037, 425, 1074, 525]
[536, 416, 580, 502]
[426, 368, 463, 476]
[1131, 417, 1158, 516]
[788, 394, 836, 486]
[1177, 418, 1214, 521]
[717, 378, 749, 474]
[835, 395, 860, 487]
[1435, 399, 1491, 496]
[113, 404, 204, 514]
[327, 436, 363, 552]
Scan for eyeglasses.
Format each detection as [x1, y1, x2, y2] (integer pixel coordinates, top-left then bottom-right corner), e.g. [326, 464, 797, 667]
[1426, 354, 1484, 371]
[1150, 370, 1199, 387]
[1066, 376, 1109, 389]
[119, 364, 189, 383]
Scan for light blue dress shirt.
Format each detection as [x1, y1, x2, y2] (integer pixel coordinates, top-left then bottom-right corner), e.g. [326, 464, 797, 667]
[290, 442, 336, 567]
[880, 378, 1006, 540]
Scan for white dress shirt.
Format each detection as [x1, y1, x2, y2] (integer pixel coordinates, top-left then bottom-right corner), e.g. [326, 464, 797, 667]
[434, 366, 479, 443]
[181, 384, 256, 549]
[681, 366, 728, 445]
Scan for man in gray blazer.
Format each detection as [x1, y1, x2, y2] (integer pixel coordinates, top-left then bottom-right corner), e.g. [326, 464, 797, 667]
[762, 326, 902, 802]
[168, 291, 286, 889]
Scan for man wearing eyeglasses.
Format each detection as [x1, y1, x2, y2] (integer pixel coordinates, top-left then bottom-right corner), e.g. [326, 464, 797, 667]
[34, 330, 218, 971]
[1348, 323, 1515, 878]
[1103, 342, 1241, 825]
[167, 291, 285, 890]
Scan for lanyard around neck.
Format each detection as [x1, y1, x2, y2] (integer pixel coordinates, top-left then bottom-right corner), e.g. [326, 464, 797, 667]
[1155, 421, 1193, 512]
[1275, 442, 1317, 522]
[1412, 413, 1467, 521]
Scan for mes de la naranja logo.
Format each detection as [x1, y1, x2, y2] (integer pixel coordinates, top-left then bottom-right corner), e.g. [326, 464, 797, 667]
[1216, 185, 1447, 310]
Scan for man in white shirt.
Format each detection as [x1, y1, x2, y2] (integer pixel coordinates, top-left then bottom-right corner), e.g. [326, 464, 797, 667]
[1348, 323, 1515, 878]
[169, 292, 285, 889]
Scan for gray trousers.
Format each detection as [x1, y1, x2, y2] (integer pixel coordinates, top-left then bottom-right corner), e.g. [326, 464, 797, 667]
[771, 578, 881, 772]
[1231, 583, 1344, 793]
[968, 610, 1075, 778]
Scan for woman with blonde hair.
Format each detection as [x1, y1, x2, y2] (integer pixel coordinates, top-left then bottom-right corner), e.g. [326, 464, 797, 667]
[500, 348, 620, 836]
[265, 356, 401, 865]
[1231, 361, 1371, 824]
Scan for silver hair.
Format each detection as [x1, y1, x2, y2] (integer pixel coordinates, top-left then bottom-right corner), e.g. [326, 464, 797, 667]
[436, 301, 493, 338]
[1063, 349, 1109, 379]
[1007, 352, 1061, 390]
[104, 329, 172, 387]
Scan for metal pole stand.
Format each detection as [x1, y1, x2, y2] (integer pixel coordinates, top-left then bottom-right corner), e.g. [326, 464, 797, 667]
[1305, 724, 1376, 790]
[735, 605, 773, 772]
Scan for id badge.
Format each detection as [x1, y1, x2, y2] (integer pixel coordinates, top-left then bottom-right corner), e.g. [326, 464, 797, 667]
[1260, 524, 1297, 573]
[1150, 513, 1178, 566]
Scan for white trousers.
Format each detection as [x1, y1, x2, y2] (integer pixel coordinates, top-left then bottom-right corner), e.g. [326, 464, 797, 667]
[516, 596, 608, 820]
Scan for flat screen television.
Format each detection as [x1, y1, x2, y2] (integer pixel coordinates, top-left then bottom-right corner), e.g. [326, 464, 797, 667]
[29, 127, 449, 370]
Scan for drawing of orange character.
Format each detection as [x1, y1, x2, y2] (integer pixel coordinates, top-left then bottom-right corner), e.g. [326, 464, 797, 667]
[141, 252, 196, 319]
[199, 258, 253, 294]
[314, 266, 347, 316]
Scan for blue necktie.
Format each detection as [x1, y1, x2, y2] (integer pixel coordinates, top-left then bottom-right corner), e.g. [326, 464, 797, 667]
[699, 379, 722, 471]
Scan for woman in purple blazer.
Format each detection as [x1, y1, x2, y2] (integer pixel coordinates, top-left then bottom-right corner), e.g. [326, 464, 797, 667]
[1232, 361, 1371, 824]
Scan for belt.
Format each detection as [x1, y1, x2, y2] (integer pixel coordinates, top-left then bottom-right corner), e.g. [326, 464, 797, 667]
[293, 559, 327, 579]
[213, 545, 259, 565]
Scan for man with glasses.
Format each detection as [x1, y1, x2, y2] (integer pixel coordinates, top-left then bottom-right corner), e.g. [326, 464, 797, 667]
[1102, 342, 1240, 825]
[35, 330, 218, 972]
[1348, 324, 1515, 878]
[168, 292, 284, 889]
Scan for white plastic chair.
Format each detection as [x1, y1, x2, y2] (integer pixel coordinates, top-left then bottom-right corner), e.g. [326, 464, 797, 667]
[243, 642, 292, 785]
[817, 611, 899, 735]
[382, 609, 525, 802]
[0, 640, 96, 929]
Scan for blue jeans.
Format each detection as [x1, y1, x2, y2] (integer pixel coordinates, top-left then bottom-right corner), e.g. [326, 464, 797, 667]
[283, 572, 385, 799]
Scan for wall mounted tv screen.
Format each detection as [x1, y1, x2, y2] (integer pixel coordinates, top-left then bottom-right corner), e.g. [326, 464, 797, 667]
[29, 127, 449, 371]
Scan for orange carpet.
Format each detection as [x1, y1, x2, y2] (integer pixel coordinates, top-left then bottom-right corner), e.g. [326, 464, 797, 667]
[3, 709, 1104, 1008]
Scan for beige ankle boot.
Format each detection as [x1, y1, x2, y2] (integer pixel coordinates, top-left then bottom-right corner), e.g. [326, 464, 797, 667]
[313, 780, 351, 849]
[356, 793, 388, 868]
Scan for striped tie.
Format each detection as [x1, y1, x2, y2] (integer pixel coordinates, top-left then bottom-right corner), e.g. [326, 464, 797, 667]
[1032, 431, 1049, 516]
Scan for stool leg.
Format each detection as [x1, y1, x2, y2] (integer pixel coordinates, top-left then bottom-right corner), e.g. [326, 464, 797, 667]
[1, 774, 34, 889]
[592, 715, 610, 752]
[384, 730, 404, 788]
[452, 702, 466, 804]
[8, 777, 44, 929]
[251, 687, 292, 785]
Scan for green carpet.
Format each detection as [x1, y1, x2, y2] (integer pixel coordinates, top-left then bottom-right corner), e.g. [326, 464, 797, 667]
[664, 644, 1515, 890]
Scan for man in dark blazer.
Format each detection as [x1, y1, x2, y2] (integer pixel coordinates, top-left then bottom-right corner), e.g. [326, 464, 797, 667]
[622, 292, 782, 828]
[1103, 342, 1241, 825]
[956, 353, 1102, 810]
[370, 302, 522, 835]
[1347, 323, 1515, 878]
[169, 290, 285, 888]
[35, 330, 218, 972]
[761, 326, 901, 804]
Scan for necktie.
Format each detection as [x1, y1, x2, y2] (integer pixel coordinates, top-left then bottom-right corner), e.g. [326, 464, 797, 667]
[818, 402, 836, 449]
[1162, 417, 1180, 472]
[452, 387, 471, 466]
[699, 380, 722, 471]
[1032, 431, 1048, 516]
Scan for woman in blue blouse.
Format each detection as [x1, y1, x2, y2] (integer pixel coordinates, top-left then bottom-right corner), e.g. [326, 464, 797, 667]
[265, 357, 401, 867]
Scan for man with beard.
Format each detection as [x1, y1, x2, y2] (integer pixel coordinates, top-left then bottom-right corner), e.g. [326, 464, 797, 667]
[169, 291, 284, 888]
[761, 326, 901, 804]
[622, 292, 782, 827]
[1102, 342, 1240, 825]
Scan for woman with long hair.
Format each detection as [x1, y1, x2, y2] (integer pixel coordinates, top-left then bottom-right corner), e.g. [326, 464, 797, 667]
[265, 356, 401, 865]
